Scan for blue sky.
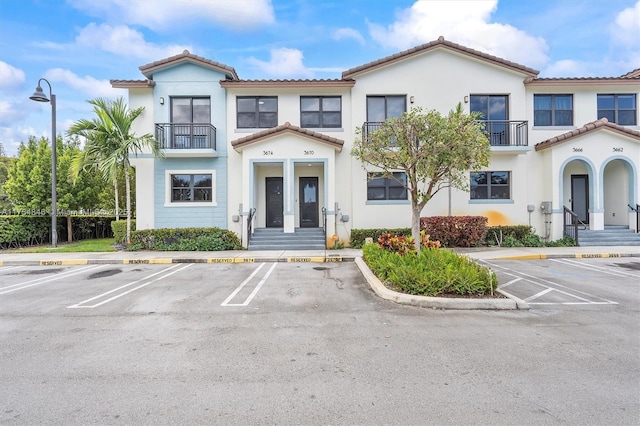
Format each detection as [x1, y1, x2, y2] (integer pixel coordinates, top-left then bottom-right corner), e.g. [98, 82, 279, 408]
[1, 0, 639, 157]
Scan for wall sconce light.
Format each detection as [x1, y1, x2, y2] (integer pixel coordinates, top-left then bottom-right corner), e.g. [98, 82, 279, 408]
[464, 96, 469, 103]
[159, 97, 165, 105]
[409, 96, 415, 104]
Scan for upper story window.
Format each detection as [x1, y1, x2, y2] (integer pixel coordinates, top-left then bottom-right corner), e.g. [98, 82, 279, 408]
[300, 96, 341, 128]
[172, 97, 210, 123]
[470, 95, 508, 121]
[597, 94, 637, 125]
[367, 172, 407, 201]
[366, 96, 406, 122]
[470, 171, 510, 200]
[237, 96, 278, 128]
[534, 94, 573, 126]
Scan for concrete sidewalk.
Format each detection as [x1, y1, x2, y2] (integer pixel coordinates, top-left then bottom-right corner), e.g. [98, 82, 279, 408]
[0, 245, 638, 266]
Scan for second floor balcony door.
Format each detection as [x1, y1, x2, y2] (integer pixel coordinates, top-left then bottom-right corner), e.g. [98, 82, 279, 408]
[171, 97, 211, 148]
[364, 95, 406, 141]
[470, 95, 509, 146]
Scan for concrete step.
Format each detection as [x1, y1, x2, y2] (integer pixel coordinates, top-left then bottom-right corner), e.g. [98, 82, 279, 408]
[578, 226, 640, 247]
[248, 228, 326, 251]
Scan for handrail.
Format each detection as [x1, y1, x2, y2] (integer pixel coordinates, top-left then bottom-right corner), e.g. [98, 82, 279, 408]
[321, 207, 327, 249]
[155, 123, 216, 150]
[563, 206, 580, 245]
[246, 208, 256, 245]
[629, 204, 640, 233]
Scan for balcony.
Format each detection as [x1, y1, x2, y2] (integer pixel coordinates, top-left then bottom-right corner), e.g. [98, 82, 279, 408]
[155, 123, 217, 157]
[362, 120, 529, 153]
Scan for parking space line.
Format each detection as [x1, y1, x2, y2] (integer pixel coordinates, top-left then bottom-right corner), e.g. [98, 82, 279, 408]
[67, 263, 193, 309]
[221, 262, 277, 307]
[550, 258, 639, 279]
[484, 260, 618, 306]
[0, 265, 106, 295]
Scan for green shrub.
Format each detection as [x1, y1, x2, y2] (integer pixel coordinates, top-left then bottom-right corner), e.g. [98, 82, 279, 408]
[111, 220, 135, 244]
[363, 244, 497, 297]
[485, 225, 533, 246]
[420, 216, 488, 247]
[350, 228, 411, 248]
[129, 227, 242, 251]
[545, 236, 576, 247]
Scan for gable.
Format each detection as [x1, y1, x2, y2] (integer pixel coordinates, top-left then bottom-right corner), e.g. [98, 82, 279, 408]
[231, 122, 343, 152]
[535, 118, 640, 151]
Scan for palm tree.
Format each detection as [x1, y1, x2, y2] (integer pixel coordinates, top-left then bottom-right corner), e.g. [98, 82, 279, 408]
[68, 97, 162, 244]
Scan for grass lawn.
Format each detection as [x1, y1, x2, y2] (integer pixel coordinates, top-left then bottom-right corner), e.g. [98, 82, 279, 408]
[5, 238, 118, 253]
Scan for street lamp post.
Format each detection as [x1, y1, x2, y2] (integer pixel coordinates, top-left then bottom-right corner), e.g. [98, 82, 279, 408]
[29, 78, 57, 248]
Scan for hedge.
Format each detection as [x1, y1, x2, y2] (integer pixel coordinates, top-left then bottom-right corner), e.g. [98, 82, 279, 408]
[420, 216, 488, 247]
[129, 227, 242, 251]
[349, 228, 411, 249]
[111, 220, 136, 244]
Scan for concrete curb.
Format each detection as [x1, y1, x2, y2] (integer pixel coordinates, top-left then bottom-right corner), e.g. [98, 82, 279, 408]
[354, 257, 525, 310]
[490, 252, 639, 261]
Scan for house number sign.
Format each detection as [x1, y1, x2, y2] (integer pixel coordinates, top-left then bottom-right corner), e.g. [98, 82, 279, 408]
[572, 147, 583, 152]
[304, 150, 315, 155]
[613, 147, 623, 152]
[263, 150, 274, 156]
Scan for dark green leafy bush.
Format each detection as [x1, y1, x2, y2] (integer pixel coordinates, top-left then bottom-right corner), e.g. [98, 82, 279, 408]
[111, 220, 135, 244]
[363, 244, 497, 297]
[350, 228, 411, 248]
[129, 227, 242, 251]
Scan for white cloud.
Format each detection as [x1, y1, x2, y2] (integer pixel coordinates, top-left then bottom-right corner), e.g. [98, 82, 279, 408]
[68, 0, 275, 31]
[332, 28, 366, 46]
[43, 68, 121, 98]
[0, 99, 31, 126]
[0, 125, 38, 157]
[611, 0, 640, 47]
[367, 0, 549, 70]
[246, 48, 314, 78]
[0, 61, 26, 90]
[76, 23, 191, 61]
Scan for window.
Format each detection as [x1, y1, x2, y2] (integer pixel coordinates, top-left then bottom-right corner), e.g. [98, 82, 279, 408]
[366, 96, 406, 122]
[300, 96, 341, 128]
[470, 95, 508, 121]
[597, 94, 636, 125]
[237, 96, 277, 128]
[470, 171, 510, 200]
[171, 97, 210, 124]
[367, 172, 407, 201]
[171, 174, 212, 202]
[534, 94, 573, 126]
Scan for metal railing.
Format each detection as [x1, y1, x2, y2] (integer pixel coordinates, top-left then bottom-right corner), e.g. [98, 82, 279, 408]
[362, 120, 528, 147]
[321, 207, 327, 249]
[246, 208, 256, 245]
[155, 123, 216, 150]
[563, 206, 590, 244]
[629, 204, 640, 233]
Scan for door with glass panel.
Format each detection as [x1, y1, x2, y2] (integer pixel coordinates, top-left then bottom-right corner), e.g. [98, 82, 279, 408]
[266, 177, 284, 228]
[470, 95, 508, 145]
[365, 96, 406, 139]
[171, 97, 211, 148]
[571, 175, 589, 224]
[299, 177, 318, 228]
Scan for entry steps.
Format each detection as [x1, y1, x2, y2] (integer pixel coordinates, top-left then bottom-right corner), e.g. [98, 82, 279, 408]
[248, 227, 326, 251]
[578, 225, 640, 247]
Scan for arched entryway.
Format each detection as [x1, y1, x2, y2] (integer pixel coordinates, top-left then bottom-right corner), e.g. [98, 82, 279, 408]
[602, 157, 637, 228]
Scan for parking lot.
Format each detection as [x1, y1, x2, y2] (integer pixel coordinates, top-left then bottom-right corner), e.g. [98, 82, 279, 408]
[1, 259, 639, 425]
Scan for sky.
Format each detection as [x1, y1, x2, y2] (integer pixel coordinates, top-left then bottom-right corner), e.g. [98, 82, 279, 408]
[0, 0, 639, 157]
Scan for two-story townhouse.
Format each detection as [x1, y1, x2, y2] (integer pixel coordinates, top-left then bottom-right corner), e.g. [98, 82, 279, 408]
[112, 51, 238, 231]
[112, 37, 639, 248]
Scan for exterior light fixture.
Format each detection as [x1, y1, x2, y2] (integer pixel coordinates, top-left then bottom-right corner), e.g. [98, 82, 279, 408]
[29, 78, 57, 248]
[159, 97, 165, 104]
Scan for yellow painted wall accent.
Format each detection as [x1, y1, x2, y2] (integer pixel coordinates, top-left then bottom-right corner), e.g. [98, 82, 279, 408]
[484, 210, 511, 226]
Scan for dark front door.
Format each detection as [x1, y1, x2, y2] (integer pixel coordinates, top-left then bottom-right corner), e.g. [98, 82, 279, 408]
[571, 174, 589, 224]
[299, 177, 318, 228]
[266, 177, 283, 228]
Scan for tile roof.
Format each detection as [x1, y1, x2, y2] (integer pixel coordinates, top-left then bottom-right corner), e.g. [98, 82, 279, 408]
[110, 79, 155, 88]
[231, 122, 344, 152]
[342, 36, 539, 79]
[220, 79, 355, 88]
[620, 68, 640, 78]
[534, 118, 640, 151]
[139, 50, 238, 80]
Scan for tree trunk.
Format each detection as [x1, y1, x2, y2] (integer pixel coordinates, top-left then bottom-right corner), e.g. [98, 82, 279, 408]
[125, 164, 131, 245]
[411, 203, 422, 252]
[114, 179, 119, 221]
[67, 216, 73, 242]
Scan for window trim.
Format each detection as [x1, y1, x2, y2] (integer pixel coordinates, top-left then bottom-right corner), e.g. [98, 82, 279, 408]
[597, 94, 637, 125]
[470, 171, 511, 201]
[300, 96, 342, 128]
[170, 96, 211, 124]
[469, 94, 509, 120]
[366, 95, 407, 121]
[366, 171, 408, 201]
[164, 169, 217, 207]
[533, 94, 573, 126]
[236, 96, 278, 129]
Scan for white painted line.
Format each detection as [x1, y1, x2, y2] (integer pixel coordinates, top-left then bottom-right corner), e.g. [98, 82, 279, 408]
[524, 288, 553, 302]
[67, 263, 191, 308]
[499, 277, 522, 288]
[550, 258, 639, 278]
[0, 265, 106, 295]
[221, 262, 276, 307]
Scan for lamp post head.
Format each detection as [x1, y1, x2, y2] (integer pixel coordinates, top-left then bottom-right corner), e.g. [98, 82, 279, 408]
[29, 85, 50, 103]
